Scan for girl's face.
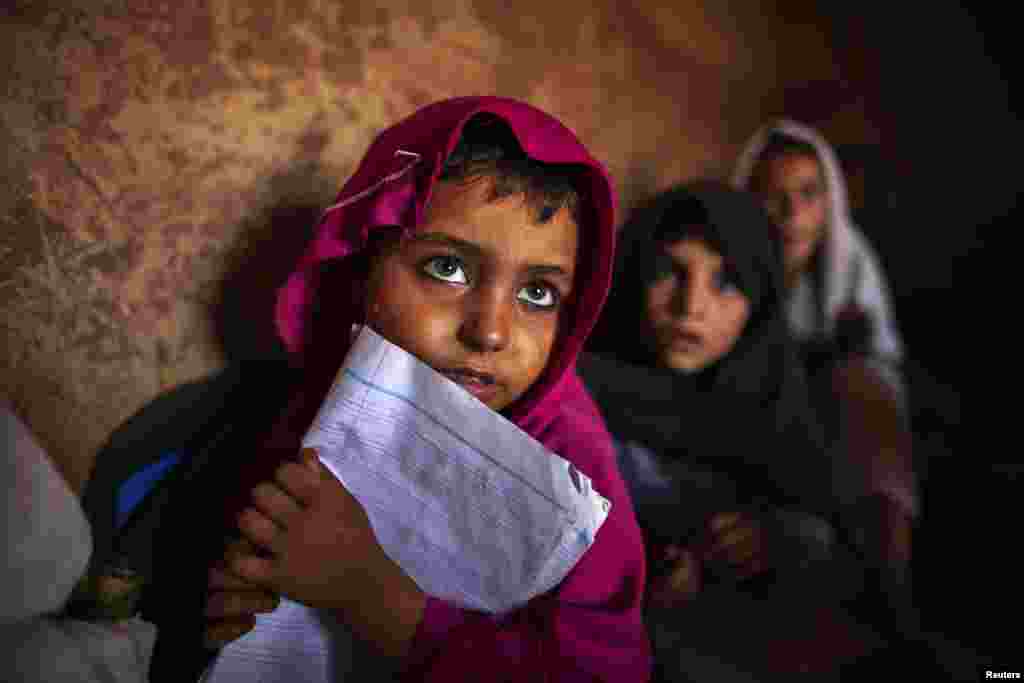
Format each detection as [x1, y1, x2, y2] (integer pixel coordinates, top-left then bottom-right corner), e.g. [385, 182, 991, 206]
[365, 177, 578, 412]
[645, 236, 751, 374]
[752, 153, 828, 278]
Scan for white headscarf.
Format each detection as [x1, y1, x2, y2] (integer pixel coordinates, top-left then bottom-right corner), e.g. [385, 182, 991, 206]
[734, 123, 917, 519]
[732, 120, 904, 364]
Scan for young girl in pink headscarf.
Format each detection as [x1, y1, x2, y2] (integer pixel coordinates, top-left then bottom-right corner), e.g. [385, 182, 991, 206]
[129, 97, 651, 682]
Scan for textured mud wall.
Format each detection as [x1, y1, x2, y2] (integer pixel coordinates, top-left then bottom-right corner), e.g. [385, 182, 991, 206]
[1, 0, 851, 489]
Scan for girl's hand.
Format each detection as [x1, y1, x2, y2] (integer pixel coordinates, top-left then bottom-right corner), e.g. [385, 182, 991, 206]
[231, 448, 426, 657]
[203, 538, 280, 649]
[649, 545, 702, 607]
[702, 512, 768, 581]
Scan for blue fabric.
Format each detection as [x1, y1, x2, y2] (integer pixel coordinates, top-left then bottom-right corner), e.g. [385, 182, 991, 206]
[615, 440, 677, 507]
[115, 452, 182, 530]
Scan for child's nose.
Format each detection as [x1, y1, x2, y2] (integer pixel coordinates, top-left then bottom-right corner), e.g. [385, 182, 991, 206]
[457, 291, 511, 353]
[672, 279, 710, 319]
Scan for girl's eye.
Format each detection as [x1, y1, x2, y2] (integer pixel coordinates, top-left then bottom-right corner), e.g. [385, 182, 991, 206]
[422, 255, 469, 284]
[518, 283, 558, 309]
[801, 184, 824, 201]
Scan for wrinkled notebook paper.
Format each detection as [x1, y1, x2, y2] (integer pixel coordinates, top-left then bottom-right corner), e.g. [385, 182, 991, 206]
[203, 326, 610, 681]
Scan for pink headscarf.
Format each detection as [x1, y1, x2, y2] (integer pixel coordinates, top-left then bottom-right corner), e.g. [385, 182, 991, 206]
[257, 97, 649, 681]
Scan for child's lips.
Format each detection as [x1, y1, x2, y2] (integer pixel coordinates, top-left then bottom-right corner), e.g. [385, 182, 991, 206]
[439, 368, 501, 402]
[668, 329, 704, 352]
[781, 229, 813, 247]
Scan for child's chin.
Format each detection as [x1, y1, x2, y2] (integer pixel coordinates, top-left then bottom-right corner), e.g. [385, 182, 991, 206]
[661, 352, 707, 375]
[785, 240, 820, 273]
[466, 388, 508, 412]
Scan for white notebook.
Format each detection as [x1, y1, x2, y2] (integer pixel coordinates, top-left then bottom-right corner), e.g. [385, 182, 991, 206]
[203, 327, 610, 681]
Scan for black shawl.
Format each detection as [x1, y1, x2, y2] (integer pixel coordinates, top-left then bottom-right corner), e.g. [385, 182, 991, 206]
[580, 181, 853, 524]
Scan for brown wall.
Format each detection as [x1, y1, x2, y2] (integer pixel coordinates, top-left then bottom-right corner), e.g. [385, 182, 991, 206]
[0, 0, 896, 489]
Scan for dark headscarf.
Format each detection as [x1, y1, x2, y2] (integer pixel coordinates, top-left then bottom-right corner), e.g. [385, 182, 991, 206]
[591, 180, 790, 395]
[580, 181, 845, 517]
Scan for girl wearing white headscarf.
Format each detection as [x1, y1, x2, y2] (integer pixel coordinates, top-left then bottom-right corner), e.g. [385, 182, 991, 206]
[733, 121, 917, 569]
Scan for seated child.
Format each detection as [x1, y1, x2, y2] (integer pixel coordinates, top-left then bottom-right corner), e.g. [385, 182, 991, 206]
[583, 180, 848, 562]
[731, 121, 904, 385]
[732, 121, 916, 580]
[83, 97, 651, 682]
[581, 181, 874, 679]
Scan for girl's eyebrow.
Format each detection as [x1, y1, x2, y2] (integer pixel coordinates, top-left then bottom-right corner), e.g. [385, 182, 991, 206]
[407, 232, 484, 259]
[526, 264, 572, 280]
[409, 232, 574, 281]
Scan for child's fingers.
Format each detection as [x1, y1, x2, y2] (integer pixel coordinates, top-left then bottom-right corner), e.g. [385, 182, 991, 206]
[708, 523, 768, 579]
[301, 447, 340, 489]
[220, 537, 262, 572]
[204, 590, 280, 619]
[216, 537, 258, 572]
[300, 447, 321, 474]
[251, 481, 303, 527]
[208, 566, 256, 590]
[224, 536, 258, 557]
[711, 524, 756, 553]
[651, 550, 701, 607]
[709, 532, 762, 571]
[230, 553, 277, 586]
[723, 542, 759, 568]
[709, 511, 743, 534]
[204, 617, 256, 650]
[667, 554, 698, 593]
[238, 508, 281, 554]
[275, 461, 320, 506]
